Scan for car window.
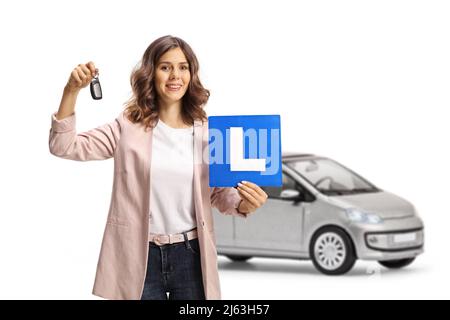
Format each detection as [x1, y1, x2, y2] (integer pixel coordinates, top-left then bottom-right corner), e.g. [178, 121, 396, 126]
[285, 158, 378, 195]
[263, 172, 296, 199]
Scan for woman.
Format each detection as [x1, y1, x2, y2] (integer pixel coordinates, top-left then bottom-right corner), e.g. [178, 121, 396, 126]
[49, 35, 268, 300]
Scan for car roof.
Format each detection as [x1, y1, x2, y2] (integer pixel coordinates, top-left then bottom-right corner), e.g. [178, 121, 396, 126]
[282, 152, 329, 163]
[282, 152, 317, 159]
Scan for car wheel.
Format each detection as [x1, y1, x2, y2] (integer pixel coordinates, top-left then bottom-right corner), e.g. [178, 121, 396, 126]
[310, 226, 356, 275]
[226, 255, 252, 262]
[378, 258, 416, 269]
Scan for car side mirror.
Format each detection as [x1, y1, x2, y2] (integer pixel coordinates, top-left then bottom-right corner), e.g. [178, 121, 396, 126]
[280, 189, 301, 200]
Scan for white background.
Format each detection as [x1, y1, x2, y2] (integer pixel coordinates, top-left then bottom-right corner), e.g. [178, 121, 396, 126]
[0, 0, 449, 299]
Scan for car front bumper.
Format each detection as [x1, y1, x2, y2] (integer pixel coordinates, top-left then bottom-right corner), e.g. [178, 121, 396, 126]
[348, 216, 424, 261]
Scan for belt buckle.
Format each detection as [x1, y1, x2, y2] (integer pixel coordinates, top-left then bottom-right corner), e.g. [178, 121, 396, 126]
[153, 236, 163, 246]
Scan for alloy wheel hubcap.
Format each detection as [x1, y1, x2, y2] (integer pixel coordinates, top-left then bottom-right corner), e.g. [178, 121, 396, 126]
[314, 232, 346, 270]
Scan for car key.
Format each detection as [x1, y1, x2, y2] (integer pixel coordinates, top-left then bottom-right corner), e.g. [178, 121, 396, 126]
[90, 72, 102, 100]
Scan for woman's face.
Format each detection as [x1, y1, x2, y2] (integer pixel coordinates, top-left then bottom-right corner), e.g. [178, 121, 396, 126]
[154, 47, 191, 105]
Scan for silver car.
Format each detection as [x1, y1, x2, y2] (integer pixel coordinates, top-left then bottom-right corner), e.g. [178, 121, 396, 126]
[213, 153, 424, 275]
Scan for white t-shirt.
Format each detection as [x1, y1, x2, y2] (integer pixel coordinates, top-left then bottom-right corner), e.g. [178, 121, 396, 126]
[149, 119, 196, 235]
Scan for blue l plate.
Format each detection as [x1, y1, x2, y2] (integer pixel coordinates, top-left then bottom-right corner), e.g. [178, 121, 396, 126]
[208, 115, 282, 187]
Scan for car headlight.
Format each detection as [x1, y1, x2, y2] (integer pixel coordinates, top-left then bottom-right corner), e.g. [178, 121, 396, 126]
[346, 208, 383, 224]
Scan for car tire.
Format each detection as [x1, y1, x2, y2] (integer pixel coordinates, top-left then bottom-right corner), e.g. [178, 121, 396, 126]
[378, 258, 416, 269]
[226, 255, 252, 262]
[310, 226, 357, 275]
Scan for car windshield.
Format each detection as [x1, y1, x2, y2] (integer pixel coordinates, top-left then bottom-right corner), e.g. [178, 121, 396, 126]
[285, 158, 379, 195]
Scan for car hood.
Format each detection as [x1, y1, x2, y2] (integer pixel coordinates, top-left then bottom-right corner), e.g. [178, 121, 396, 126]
[328, 191, 415, 219]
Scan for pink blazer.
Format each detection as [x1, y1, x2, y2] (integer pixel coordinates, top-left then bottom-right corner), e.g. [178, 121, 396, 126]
[48, 111, 247, 300]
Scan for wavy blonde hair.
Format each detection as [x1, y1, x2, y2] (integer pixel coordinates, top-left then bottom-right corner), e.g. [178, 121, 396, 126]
[123, 35, 209, 131]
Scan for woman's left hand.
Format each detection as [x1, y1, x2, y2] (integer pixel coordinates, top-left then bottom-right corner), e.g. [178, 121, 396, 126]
[236, 181, 268, 215]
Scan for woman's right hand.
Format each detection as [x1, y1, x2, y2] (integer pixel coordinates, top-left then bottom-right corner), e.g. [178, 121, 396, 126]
[65, 61, 98, 93]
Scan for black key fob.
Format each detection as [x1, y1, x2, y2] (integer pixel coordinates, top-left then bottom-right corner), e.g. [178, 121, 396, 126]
[90, 73, 102, 100]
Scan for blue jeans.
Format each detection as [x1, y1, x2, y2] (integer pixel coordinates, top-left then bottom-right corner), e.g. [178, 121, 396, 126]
[140, 237, 205, 300]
